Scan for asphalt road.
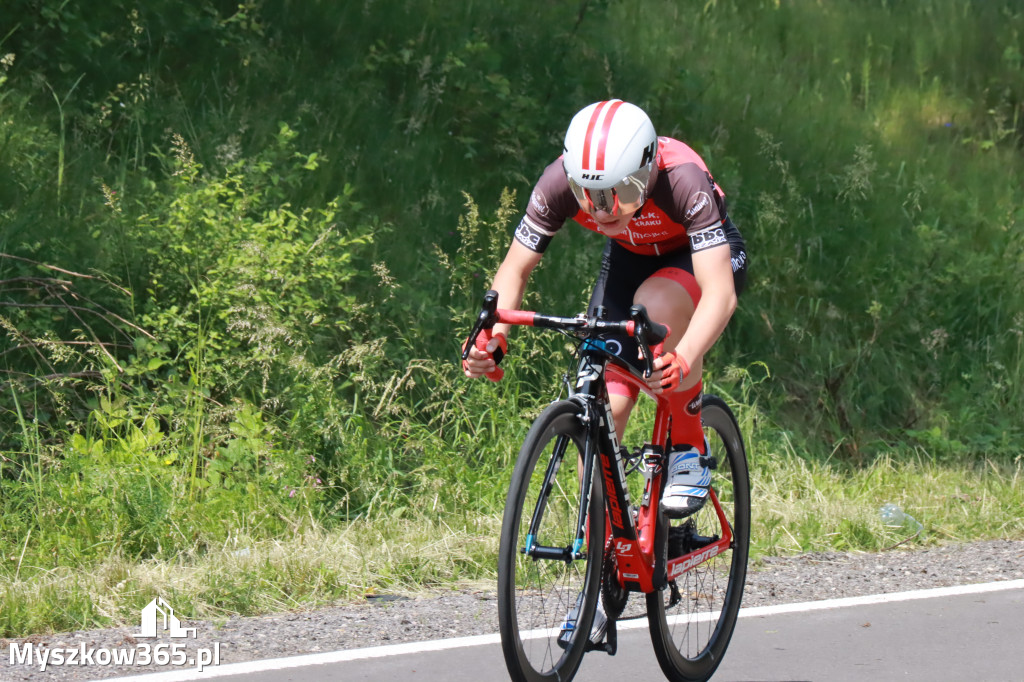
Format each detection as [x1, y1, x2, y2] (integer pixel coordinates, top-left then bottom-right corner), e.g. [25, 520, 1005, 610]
[104, 580, 1024, 682]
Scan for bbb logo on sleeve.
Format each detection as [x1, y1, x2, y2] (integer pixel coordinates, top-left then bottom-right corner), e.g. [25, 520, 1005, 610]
[515, 221, 541, 249]
[690, 226, 727, 251]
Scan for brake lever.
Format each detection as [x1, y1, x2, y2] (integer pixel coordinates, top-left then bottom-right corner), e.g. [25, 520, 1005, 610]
[630, 305, 655, 378]
[461, 290, 500, 361]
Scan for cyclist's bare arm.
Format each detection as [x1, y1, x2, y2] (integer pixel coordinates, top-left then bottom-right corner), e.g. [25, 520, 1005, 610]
[669, 244, 737, 372]
[463, 240, 543, 378]
[490, 240, 544, 336]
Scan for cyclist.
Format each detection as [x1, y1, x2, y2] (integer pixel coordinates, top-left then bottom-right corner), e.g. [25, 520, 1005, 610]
[463, 99, 748, 639]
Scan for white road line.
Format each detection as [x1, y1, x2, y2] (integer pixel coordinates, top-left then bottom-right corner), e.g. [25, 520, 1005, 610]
[100, 579, 1024, 682]
[736, 578, 1024, 619]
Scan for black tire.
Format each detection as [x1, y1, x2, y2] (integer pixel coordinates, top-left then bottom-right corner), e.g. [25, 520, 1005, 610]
[498, 400, 606, 682]
[646, 395, 751, 682]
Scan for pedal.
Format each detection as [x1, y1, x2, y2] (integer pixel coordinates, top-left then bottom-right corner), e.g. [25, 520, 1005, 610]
[585, 618, 618, 656]
[640, 444, 664, 508]
[642, 444, 664, 473]
[666, 578, 682, 609]
[604, 617, 618, 655]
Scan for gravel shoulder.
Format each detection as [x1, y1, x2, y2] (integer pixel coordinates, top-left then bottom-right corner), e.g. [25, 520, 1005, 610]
[3, 539, 1023, 681]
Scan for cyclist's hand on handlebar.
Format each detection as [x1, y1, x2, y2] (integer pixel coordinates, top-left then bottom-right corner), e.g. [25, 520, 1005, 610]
[647, 350, 690, 394]
[462, 330, 507, 381]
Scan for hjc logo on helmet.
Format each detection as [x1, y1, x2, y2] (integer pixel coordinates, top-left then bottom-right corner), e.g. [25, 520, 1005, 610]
[640, 141, 656, 168]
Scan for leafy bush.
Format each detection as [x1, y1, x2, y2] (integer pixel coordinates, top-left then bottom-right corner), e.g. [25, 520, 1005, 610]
[1, 124, 379, 567]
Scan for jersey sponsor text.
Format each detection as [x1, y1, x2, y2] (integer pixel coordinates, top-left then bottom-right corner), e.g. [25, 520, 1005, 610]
[690, 226, 727, 251]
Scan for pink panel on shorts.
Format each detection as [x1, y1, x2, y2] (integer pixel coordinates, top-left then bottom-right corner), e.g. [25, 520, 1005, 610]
[607, 364, 640, 401]
[650, 267, 702, 307]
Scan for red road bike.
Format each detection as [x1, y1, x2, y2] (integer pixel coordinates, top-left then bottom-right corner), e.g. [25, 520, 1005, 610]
[463, 291, 750, 682]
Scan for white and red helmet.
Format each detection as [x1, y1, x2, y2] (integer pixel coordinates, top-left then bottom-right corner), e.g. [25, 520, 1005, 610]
[562, 99, 658, 216]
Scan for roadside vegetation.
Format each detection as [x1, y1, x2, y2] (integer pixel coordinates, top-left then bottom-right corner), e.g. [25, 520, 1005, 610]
[1, 0, 1022, 636]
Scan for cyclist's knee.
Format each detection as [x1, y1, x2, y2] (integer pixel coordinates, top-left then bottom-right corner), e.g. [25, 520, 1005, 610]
[633, 276, 695, 346]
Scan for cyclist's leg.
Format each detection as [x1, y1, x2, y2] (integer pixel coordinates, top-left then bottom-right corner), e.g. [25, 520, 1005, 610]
[633, 219, 749, 453]
[632, 268, 705, 451]
[629, 255, 715, 519]
[608, 393, 634, 440]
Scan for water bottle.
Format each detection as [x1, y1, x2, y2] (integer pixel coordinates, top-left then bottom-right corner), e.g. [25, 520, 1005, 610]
[879, 503, 924, 534]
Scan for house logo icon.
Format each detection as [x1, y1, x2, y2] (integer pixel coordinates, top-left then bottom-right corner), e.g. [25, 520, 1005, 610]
[138, 597, 197, 638]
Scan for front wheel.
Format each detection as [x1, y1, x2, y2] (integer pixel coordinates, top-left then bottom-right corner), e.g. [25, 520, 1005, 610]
[498, 400, 606, 682]
[647, 395, 751, 682]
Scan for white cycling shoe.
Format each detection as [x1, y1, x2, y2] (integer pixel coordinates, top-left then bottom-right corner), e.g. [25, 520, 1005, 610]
[557, 594, 607, 649]
[661, 445, 711, 519]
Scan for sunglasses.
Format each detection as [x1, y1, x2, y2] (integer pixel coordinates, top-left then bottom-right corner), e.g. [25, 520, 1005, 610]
[567, 165, 652, 217]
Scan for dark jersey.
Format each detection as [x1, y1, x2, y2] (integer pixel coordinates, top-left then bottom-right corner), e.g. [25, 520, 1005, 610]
[515, 137, 731, 257]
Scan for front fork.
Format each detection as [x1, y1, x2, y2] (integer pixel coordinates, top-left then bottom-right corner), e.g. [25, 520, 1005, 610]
[521, 396, 602, 563]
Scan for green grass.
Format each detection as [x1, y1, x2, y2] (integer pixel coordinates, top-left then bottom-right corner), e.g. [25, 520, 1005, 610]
[749, 445, 1024, 558]
[3, 443, 1020, 637]
[1, 513, 502, 636]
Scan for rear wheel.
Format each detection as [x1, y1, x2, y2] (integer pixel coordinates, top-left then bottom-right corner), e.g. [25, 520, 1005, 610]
[647, 395, 750, 682]
[497, 400, 605, 682]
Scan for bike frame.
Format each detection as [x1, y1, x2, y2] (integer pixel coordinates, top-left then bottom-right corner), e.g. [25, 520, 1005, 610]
[570, 340, 734, 595]
[495, 308, 734, 595]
